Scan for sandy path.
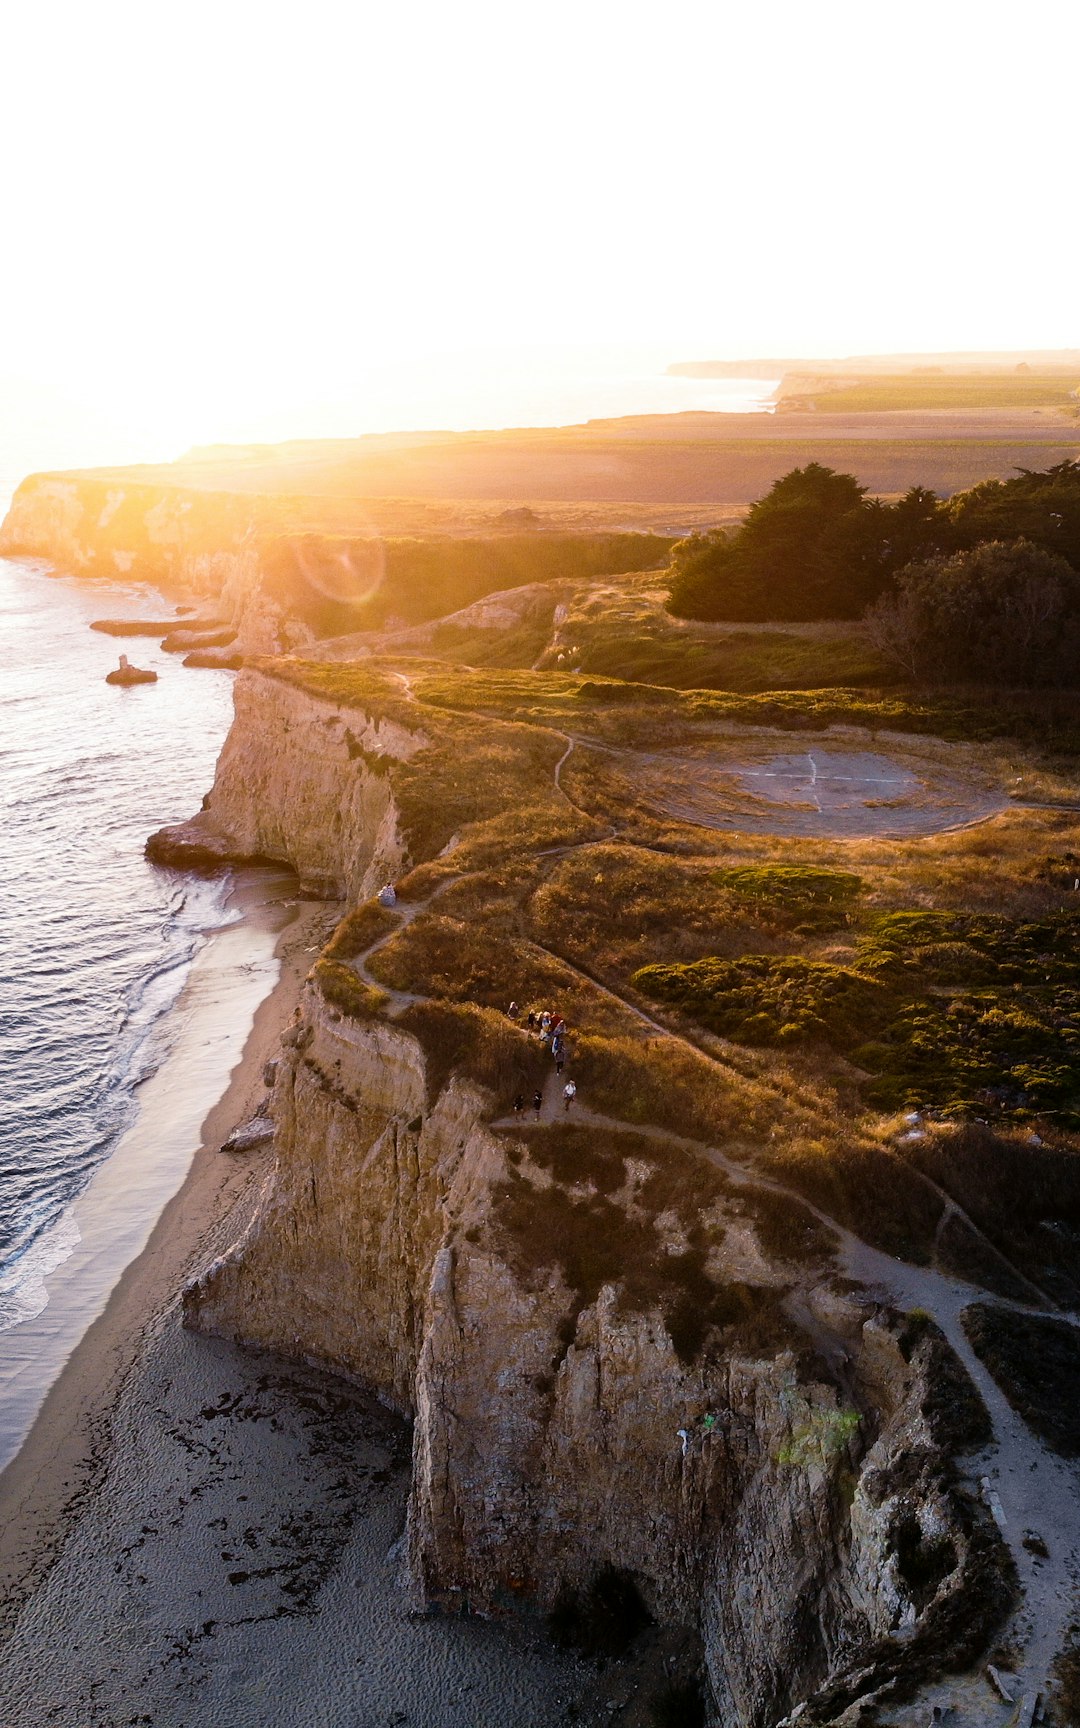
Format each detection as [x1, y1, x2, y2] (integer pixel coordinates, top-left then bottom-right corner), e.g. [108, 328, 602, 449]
[847, 1244, 1080, 1726]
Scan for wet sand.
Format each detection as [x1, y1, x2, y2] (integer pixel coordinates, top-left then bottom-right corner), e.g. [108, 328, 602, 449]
[0, 886, 591, 1726]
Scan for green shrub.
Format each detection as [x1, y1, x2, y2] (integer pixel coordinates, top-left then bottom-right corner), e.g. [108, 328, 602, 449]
[712, 864, 863, 931]
[861, 988, 1080, 1124]
[634, 954, 879, 1047]
[857, 909, 1080, 985]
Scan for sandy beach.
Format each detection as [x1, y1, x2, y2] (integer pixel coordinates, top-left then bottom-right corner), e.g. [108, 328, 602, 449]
[0, 883, 327, 1630]
[0, 886, 594, 1727]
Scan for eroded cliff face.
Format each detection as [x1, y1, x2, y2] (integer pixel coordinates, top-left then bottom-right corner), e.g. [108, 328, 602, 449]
[186, 983, 1005, 1727]
[147, 671, 423, 896]
[0, 476, 313, 655]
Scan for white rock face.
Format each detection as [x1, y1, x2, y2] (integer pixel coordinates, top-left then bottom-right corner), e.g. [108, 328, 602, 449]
[0, 478, 91, 566]
[154, 662, 1011, 1725]
[151, 670, 424, 896]
[185, 980, 1006, 1727]
[0, 476, 304, 655]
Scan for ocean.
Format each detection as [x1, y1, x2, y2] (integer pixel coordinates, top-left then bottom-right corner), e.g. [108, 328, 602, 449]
[0, 556, 240, 1331]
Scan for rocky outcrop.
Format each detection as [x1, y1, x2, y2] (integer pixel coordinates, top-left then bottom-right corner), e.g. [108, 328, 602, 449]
[146, 670, 424, 897]
[185, 979, 1009, 1726]
[106, 655, 157, 686]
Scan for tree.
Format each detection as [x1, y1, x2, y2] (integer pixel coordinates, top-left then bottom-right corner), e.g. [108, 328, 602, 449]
[865, 539, 1080, 687]
[949, 460, 1080, 570]
[668, 464, 912, 623]
[881, 485, 953, 574]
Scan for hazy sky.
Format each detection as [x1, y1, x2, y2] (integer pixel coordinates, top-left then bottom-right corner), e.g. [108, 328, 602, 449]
[1, 0, 1077, 467]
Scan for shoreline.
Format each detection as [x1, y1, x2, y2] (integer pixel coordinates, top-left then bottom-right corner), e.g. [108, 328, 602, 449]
[0, 883, 593, 1726]
[0, 882, 334, 1636]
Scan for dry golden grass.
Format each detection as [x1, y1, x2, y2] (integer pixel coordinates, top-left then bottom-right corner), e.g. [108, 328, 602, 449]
[568, 1030, 779, 1152]
[324, 900, 400, 961]
[312, 958, 388, 1021]
[397, 999, 548, 1107]
[370, 913, 625, 1034]
[527, 843, 792, 978]
[271, 630, 1080, 1293]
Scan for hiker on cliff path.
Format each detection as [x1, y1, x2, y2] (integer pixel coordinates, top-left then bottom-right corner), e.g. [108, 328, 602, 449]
[513, 1093, 525, 1113]
[563, 1080, 576, 1111]
[533, 1090, 543, 1115]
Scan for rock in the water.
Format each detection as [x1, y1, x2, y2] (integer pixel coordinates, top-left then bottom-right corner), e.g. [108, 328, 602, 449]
[161, 625, 236, 653]
[106, 654, 158, 686]
[145, 815, 276, 874]
[91, 618, 180, 636]
[183, 647, 244, 669]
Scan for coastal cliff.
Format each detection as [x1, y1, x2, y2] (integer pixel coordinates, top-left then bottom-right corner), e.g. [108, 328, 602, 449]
[147, 669, 422, 895]
[0, 476, 314, 655]
[186, 972, 1005, 1726]
[0, 472, 674, 662]
[157, 660, 1013, 1727]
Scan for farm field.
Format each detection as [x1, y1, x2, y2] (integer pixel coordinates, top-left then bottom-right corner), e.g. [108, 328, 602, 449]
[780, 373, 1080, 413]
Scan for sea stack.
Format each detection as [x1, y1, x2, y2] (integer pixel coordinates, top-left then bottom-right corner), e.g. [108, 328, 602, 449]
[106, 653, 157, 686]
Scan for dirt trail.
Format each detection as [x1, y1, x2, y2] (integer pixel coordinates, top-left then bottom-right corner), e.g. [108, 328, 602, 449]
[847, 1241, 1080, 1726]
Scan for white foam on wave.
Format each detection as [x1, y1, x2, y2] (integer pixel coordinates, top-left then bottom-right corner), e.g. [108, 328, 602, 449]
[110, 871, 238, 1097]
[0, 1210, 82, 1332]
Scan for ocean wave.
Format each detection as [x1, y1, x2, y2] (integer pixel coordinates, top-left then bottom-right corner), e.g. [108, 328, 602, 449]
[0, 555, 239, 1324]
[0, 1210, 82, 1332]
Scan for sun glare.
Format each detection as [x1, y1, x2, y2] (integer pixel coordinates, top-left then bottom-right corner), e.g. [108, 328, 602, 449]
[0, 0, 1076, 468]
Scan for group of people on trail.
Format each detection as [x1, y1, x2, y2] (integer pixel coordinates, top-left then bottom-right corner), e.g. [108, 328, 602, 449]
[508, 1001, 577, 1116]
